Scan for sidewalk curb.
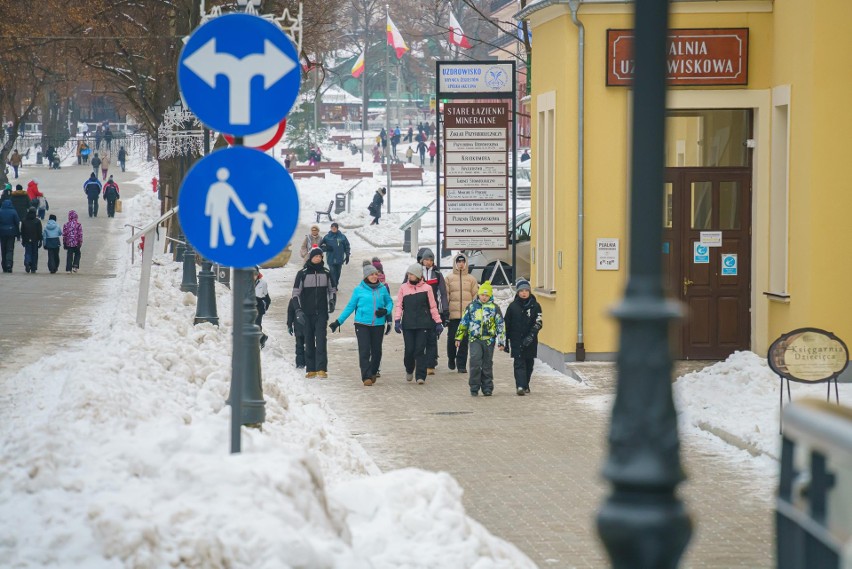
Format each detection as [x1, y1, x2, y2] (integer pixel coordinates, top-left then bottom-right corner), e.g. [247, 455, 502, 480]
[696, 421, 778, 461]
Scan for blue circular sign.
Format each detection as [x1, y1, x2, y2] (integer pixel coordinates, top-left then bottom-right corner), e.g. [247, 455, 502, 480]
[178, 147, 300, 268]
[178, 13, 301, 136]
[724, 255, 736, 267]
[696, 245, 708, 255]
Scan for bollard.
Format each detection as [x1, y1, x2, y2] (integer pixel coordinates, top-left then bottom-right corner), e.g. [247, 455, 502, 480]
[180, 242, 198, 294]
[238, 268, 265, 426]
[194, 259, 219, 325]
[403, 227, 411, 253]
[175, 236, 186, 262]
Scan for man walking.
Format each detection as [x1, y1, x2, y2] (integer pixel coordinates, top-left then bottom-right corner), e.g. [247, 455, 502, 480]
[291, 248, 337, 379]
[102, 175, 120, 218]
[320, 222, 350, 287]
[83, 173, 102, 217]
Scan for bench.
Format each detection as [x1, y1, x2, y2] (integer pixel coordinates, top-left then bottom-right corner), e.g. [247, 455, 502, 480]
[293, 171, 326, 179]
[330, 135, 352, 143]
[319, 161, 345, 169]
[339, 171, 374, 180]
[315, 200, 334, 223]
[389, 170, 423, 185]
[381, 164, 423, 174]
[289, 164, 320, 172]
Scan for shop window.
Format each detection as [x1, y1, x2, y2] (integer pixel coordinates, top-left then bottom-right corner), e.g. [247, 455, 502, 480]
[665, 109, 751, 168]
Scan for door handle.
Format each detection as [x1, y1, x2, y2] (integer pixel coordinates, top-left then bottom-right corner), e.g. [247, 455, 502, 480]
[683, 278, 694, 296]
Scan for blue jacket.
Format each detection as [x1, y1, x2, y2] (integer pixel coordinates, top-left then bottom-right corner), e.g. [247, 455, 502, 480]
[337, 280, 393, 327]
[42, 219, 62, 249]
[320, 231, 350, 265]
[0, 200, 21, 237]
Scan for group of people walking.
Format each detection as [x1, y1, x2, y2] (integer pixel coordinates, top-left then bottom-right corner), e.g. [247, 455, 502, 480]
[83, 173, 121, 218]
[281, 224, 544, 396]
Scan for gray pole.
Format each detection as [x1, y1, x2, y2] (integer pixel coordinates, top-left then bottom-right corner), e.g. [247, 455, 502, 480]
[194, 258, 219, 326]
[384, 4, 393, 212]
[229, 263, 245, 454]
[180, 241, 198, 294]
[238, 269, 265, 426]
[596, 0, 692, 567]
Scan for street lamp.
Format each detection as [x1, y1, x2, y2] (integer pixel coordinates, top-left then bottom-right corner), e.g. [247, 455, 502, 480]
[235, 0, 262, 6]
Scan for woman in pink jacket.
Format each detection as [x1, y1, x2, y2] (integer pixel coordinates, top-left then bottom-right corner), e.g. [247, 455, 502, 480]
[394, 263, 443, 384]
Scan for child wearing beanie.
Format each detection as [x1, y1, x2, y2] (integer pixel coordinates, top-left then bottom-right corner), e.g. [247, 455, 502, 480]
[504, 279, 543, 395]
[455, 281, 506, 396]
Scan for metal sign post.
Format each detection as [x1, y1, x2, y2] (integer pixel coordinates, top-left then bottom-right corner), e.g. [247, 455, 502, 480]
[178, 11, 302, 454]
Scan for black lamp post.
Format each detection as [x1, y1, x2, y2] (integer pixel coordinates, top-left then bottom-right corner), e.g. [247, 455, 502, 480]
[596, 0, 693, 567]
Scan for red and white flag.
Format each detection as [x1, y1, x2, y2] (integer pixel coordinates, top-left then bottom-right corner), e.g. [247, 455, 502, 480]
[386, 15, 409, 59]
[448, 10, 472, 49]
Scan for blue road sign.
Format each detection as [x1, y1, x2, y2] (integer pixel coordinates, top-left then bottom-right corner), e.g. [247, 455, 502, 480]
[178, 13, 301, 136]
[178, 147, 300, 267]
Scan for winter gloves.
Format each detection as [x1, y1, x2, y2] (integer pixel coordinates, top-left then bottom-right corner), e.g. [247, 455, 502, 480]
[375, 308, 388, 317]
[295, 309, 307, 327]
[385, 323, 392, 335]
[344, 254, 350, 265]
[521, 334, 535, 348]
[441, 312, 449, 326]
[288, 324, 294, 336]
[394, 320, 402, 334]
[329, 320, 340, 333]
[435, 323, 444, 337]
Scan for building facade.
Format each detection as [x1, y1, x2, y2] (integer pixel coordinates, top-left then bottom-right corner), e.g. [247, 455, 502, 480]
[517, 0, 852, 369]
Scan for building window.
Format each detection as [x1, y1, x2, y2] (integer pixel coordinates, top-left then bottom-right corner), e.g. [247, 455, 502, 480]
[536, 91, 556, 292]
[769, 86, 791, 296]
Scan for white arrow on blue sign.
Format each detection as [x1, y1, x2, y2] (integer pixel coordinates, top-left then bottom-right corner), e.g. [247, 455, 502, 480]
[178, 13, 301, 136]
[178, 147, 300, 268]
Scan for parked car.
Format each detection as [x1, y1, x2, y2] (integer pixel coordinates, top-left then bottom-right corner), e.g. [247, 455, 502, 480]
[512, 164, 531, 200]
[463, 211, 531, 285]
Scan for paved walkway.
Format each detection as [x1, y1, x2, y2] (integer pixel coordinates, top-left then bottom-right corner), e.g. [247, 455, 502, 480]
[265, 236, 776, 568]
[0, 161, 142, 414]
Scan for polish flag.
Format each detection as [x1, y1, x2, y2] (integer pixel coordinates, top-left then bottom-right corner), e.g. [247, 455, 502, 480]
[351, 52, 365, 78]
[386, 15, 409, 59]
[448, 10, 472, 49]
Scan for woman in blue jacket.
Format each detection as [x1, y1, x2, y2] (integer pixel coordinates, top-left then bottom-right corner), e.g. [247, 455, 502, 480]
[329, 263, 393, 386]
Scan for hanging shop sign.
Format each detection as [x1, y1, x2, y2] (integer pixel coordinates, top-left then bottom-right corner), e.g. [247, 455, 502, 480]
[443, 101, 509, 250]
[607, 28, 749, 86]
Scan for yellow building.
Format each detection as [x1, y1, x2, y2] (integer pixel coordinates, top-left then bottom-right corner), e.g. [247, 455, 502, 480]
[517, 0, 852, 371]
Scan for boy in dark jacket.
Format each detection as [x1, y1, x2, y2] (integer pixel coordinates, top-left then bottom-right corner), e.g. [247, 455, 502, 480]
[286, 296, 306, 369]
[292, 247, 337, 378]
[418, 248, 448, 374]
[504, 279, 543, 395]
[83, 173, 102, 217]
[0, 199, 21, 272]
[20, 207, 42, 273]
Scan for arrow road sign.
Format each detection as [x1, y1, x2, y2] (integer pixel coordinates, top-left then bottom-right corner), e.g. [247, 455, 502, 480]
[178, 13, 301, 136]
[178, 146, 300, 267]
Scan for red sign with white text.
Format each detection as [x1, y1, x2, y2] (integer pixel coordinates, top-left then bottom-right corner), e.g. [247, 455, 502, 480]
[607, 28, 749, 86]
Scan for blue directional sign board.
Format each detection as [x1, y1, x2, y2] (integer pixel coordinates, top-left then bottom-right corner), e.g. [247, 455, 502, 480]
[178, 147, 299, 267]
[178, 13, 301, 136]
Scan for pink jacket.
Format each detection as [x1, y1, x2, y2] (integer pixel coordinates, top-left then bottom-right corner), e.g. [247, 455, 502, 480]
[393, 280, 442, 328]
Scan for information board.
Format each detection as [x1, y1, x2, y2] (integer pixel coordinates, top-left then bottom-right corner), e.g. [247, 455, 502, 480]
[443, 102, 509, 250]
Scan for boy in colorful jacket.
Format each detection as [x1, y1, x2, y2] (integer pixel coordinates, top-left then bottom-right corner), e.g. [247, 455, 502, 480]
[455, 281, 506, 396]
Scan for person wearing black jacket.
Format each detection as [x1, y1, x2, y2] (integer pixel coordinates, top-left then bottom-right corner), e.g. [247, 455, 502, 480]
[504, 279, 543, 395]
[0, 199, 21, 272]
[417, 248, 448, 374]
[368, 187, 385, 225]
[20, 207, 42, 273]
[291, 247, 337, 378]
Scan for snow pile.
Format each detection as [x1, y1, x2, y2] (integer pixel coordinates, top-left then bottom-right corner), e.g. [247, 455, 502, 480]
[674, 350, 852, 459]
[0, 187, 534, 567]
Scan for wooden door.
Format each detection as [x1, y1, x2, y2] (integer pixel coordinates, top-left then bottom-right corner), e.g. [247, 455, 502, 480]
[663, 169, 752, 359]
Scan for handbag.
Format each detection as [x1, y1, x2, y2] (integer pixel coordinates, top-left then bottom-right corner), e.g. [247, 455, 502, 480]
[115, 199, 122, 213]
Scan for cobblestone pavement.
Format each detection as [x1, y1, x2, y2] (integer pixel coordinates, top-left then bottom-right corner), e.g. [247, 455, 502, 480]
[265, 236, 775, 568]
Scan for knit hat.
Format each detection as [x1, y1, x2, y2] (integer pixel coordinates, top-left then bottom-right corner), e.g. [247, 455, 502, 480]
[407, 263, 423, 279]
[515, 278, 531, 292]
[454, 254, 466, 264]
[308, 247, 324, 261]
[372, 260, 384, 273]
[331, 222, 339, 229]
[49, 214, 56, 221]
[363, 264, 379, 278]
[419, 248, 435, 261]
[361, 259, 371, 267]
[478, 281, 493, 298]
[310, 224, 320, 231]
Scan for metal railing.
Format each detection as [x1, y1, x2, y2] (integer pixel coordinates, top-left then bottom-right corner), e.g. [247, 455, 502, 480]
[777, 399, 852, 569]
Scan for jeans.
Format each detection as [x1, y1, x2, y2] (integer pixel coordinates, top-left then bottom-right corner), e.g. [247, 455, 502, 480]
[446, 319, 469, 369]
[513, 357, 535, 390]
[1, 236, 16, 271]
[468, 340, 495, 393]
[87, 197, 99, 217]
[65, 246, 81, 272]
[303, 312, 328, 372]
[106, 199, 117, 217]
[46, 247, 60, 273]
[402, 328, 429, 380]
[23, 241, 39, 271]
[355, 324, 384, 380]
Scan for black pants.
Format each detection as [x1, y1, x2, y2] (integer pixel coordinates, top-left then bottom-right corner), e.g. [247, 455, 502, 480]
[23, 242, 39, 271]
[87, 197, 99, 217]
[513, 357, 535, 390]
[355, 324, 384, 380]
[294, 334, 306, 368]
[403, 328, 429, 380]
[106, 199, 117, 217]
[425, 326, 438, 368]
[446, 319, 469, 369]
[303, 312, 328, 372]
[46, 247, 60, 273]
[0, 236, 16, 271]
[65, 246, 81, 272]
